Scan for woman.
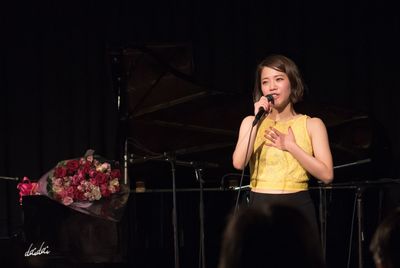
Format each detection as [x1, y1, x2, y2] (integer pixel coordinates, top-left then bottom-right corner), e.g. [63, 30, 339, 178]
[232, 54, 333, 239]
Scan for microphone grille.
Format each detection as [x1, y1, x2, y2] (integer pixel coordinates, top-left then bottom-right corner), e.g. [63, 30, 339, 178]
[266, 94, 274, 104]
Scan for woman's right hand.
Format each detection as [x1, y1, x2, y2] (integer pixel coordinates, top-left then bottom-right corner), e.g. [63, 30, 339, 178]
[254, 96, 272, 116]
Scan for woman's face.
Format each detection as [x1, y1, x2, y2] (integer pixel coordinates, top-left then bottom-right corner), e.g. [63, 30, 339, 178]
[260, 66, 291, 108]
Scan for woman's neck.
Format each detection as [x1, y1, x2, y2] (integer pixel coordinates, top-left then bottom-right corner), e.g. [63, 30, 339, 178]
[269, 105, 297, 122]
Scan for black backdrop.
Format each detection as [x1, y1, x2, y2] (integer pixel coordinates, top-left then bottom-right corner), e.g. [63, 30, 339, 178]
[1, 1, 400, 267]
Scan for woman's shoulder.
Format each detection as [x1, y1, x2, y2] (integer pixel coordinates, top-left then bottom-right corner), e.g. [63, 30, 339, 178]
[305, 115, 325, 125]
[305, 116, 328, 132]
[241, 115, 255, 126]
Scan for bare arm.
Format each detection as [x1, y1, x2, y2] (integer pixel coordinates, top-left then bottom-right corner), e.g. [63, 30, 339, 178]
[291, 118, 333, 183]
[232, 116, 258, 170]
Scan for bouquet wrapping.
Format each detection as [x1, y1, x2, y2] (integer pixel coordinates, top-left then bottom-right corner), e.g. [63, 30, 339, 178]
[17, 150, 129, 221]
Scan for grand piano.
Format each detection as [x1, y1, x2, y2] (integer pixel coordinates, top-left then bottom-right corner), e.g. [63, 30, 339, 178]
[20, 43, 397, 268]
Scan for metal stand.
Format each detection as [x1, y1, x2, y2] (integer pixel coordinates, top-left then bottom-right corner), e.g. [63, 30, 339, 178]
[123, 139, 129, 185]
[130, 154, 218, 268]
[130, 153, 181, 268]
[195, 167, 206, 268]
[311, 177, 400, 268]
[164, 153, 180, 268]
[313, 159, 371, 259]
[356, 186, 365, 268]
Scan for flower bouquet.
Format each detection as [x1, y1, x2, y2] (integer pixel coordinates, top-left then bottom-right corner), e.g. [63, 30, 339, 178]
[17, 150, 130, 222]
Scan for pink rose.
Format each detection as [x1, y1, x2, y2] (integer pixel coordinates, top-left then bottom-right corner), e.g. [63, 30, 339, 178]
[62, 196, 74, 206]
[53, 178, 63, 186]
[86, 155, 93, 162]
[71, 174, 83, 185]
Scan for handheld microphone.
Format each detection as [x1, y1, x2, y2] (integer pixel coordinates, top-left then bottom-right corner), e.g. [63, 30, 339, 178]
[252, 94, 274, 126]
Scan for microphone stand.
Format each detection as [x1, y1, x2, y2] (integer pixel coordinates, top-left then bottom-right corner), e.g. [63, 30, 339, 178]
[173, 160, 216, 268]
[334, 159, 371, 268]
[356, 185, 364, 268]
[194, 166, 206, 268]
[164, 152, 180, 268]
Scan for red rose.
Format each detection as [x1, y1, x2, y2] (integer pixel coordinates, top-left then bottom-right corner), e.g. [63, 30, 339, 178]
[54, 166, 67, 178]
[67, 160, 79, 170]
[66, 160, 80, 174]
[82, 161, 91, 175]
[74, 190, 86, 201]
[111, 169, 121, 179]
[89, 178, 98, 186]
[100, 184, 111, 197]
[89, 169, 98, 178]
[95, 173, 107, 185]
[65, 186, 74, 197]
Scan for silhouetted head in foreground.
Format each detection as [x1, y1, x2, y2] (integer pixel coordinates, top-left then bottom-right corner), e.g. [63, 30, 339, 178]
[218, 204, 325, 268]
[370, 207, 400, 268]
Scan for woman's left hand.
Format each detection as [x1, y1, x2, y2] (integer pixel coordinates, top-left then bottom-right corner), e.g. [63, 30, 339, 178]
[264, 126, 296, 151]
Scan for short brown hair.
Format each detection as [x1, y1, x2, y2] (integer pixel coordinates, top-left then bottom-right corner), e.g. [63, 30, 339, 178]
[253, 54, 304, 104]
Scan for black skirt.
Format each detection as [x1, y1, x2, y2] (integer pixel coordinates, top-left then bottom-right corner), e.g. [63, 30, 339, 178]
[249, 190, 320, 242]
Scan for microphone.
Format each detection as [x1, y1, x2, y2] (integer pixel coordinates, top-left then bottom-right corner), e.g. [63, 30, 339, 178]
[252, 94, 274, 126]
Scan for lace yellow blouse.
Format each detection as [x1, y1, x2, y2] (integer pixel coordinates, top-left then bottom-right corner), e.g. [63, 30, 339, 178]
[249, 115, 313, 191]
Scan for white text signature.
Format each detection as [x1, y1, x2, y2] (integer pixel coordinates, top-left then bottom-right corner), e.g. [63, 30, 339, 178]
[24, 242, 51, 257]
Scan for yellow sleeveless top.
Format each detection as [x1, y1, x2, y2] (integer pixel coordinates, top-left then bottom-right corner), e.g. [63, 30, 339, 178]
[250, 114, 312, 191]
